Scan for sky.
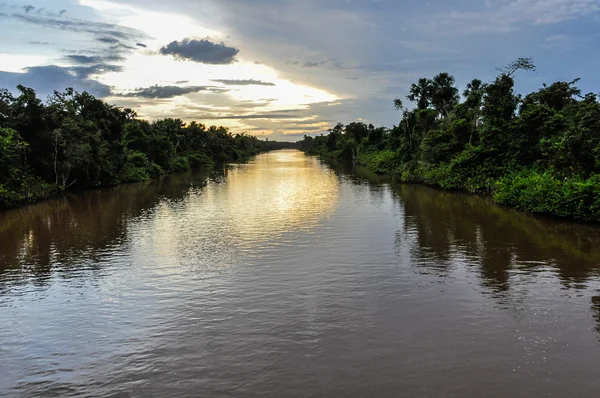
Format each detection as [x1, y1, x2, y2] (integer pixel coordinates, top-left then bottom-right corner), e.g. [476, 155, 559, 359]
[1, 0, 599, 141]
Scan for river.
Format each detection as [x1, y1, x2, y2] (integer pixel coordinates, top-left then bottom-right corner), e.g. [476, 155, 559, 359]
[1, 149, 600, 397]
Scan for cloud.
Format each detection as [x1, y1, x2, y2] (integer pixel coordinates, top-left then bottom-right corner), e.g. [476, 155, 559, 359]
[421, 0, 600, 35]
[287, 60, 322, 68]
[114, 85, 212, 99]
[159, 38, 239, 64]
[6, 0, 596, 138]
[136, 42, 147, 48]
[65, 53, 125, 64]
[286, 58, 347, 70]
[65, 55, 105, 64]
[23, 5, 34, 13]
[211, 79, 275, 86]
[70, 64, 124, 79]
[2, 12, 148, 41]
[235, 112, 336, 139]
[217, 98, 393, 138]
[301, 61, 325, 68]
[0, 65, 112, 99]
[231, 98, 277, 108]
[202, 113, 304, 120]
[97, 37, 119, 44]
[89, 38, 137, 60]
[64, 41, 138, 67]
[542, 33, 588, 50]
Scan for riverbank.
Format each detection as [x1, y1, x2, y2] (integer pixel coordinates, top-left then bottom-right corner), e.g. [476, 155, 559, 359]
[0, 86, 297, 210]
[299, 64, 600, 223]
[303, 148, 600, 223]
[0, 148, 280, 211]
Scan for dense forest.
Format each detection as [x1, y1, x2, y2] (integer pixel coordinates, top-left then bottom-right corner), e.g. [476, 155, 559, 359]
[0, 86, 296, 209]
[300, 58, 600, 222]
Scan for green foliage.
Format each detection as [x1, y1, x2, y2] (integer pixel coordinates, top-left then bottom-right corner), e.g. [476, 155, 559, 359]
[494, 171, 600, 221]
[0, 128, 27, 183]
[148, 163, 164, 178]
[171, 156, 191, 172]
[122, 151, 150, 182]
[188, 152, 214, 168]
[0, 184, 25, 208]
[0, 86, 296, 209]
[299, 60, 600, 221]
[357, 150, 397, 174]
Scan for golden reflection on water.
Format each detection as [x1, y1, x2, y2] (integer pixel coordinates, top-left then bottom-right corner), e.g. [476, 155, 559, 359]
[0, 150, 340, 273]
[147, 150, 340, 266]
[225, 150, 340, 239]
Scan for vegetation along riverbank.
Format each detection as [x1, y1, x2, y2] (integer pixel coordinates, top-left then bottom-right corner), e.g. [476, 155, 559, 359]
[0, 86, 296, 210]
[300, 58, 600, 222]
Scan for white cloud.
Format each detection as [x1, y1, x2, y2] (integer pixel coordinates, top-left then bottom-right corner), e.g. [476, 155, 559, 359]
[0, 54, 49, 72]
[423, 0, 600, 34]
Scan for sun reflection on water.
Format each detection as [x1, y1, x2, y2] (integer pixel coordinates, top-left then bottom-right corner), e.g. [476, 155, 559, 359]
[147, 150, 340, 268]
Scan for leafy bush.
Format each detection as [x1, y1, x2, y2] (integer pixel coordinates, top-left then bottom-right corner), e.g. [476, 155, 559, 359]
[147, 163, 164, 178]
[0, 86, 294, 209]
[0, 185, 25, 208]
[171, 156, 191, 172]
[188, 152, 214, 168]
[494, 171, 600, 221]
[357, 150, 397, 174]
[299, 68, 600, 221]
[122, 167, 150, 183]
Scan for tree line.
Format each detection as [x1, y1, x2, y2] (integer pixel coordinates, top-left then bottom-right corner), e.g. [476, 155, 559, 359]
[300, 58, 600, 221]
[0, 86, 297, 209]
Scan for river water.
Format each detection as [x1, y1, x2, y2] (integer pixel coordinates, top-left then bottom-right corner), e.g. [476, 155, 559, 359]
[1, 150, 600, 397]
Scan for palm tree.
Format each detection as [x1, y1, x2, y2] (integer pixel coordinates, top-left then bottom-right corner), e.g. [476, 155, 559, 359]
[407, 78, 433, 110]
[431, 73, 459, 116]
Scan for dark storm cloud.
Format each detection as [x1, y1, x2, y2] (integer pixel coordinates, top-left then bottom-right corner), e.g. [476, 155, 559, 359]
[0, 65, 112, 99]
[115, 85, 212, 99]
[212, 79, 275, 86]
[159, 39, 239, 64]
[136, 43, 147, 48]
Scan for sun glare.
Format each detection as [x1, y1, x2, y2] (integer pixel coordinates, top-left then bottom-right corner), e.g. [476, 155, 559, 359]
[0, 54, 49, 73]
[78, 0, 338, 137]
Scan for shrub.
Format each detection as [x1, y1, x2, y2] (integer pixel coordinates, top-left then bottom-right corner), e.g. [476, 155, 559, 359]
[358, 150, 398, 174]
[188, 152, 214, 168]
[494, 170, 600, 221]
[171, 156, 191, 172]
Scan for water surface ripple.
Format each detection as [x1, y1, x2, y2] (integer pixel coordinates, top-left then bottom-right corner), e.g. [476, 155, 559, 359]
[2, 150, 600, 397]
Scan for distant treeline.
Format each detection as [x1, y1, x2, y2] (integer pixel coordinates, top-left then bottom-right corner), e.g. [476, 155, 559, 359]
[0, 86, 297, 209]
[300, 58, 600, 222]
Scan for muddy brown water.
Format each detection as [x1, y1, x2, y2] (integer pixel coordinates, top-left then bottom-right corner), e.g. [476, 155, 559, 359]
[1, 150, 600, 397]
